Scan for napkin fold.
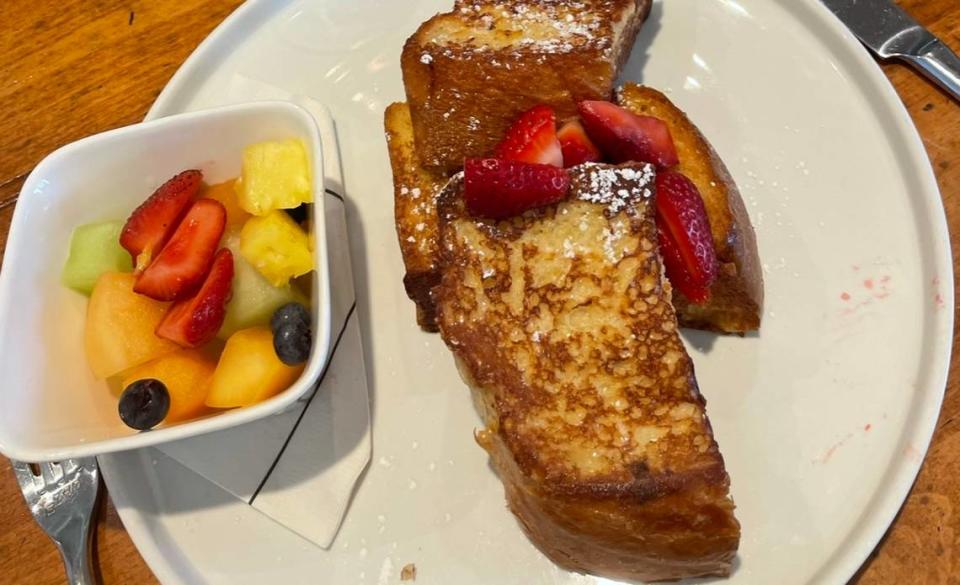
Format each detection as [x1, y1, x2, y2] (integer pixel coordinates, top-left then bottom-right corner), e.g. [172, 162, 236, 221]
[158, 91, 371, 549]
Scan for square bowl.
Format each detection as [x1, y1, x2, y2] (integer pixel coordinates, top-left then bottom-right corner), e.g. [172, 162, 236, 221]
[0, 101, 332, 462]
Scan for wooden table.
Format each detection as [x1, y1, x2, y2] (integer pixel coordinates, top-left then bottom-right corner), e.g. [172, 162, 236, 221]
[0, 1, 957, 583]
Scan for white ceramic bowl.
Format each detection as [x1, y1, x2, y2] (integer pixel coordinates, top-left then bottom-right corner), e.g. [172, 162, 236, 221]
[0, 101, 332, 462]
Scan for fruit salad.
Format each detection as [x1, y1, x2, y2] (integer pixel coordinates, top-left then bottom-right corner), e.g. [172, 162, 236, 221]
[63, 138, 316, 430]
[463, 100, 718, 303]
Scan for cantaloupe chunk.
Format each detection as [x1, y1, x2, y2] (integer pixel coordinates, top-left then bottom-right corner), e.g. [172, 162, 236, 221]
[121, 349, 217, 423]
[205, 327, 304, 408]
[85, 273, 179, 378]
[203, 179, 250, 229]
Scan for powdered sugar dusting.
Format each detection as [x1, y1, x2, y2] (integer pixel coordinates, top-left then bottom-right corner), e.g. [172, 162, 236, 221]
[601, 227, 621, 264]
[573, 163, 655, 215]
[439, 1, 608, 55]
[398, 178, 442, 256]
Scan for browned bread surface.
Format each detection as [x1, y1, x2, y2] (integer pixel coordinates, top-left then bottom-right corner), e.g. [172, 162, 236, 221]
[434, 163, 740, 581]
[402, 0, 651, 173]
[384, 102, 449, 331]
[617, 84, 763, 333]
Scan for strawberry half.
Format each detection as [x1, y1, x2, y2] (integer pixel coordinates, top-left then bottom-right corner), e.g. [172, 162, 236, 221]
[134, 199, 226, 301]
[655, 171, 718, 303]
[156, 249, 234, 347]
[493, 105, 563, 167]
[121, 170, 203, 272]
[557, 120, 602, 167]
[464, 158, 570, 220]
[578, 100, 679, 168]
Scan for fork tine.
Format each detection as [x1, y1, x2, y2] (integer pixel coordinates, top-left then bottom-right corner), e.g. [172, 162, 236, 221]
[61, 460, 78, 475]
[77, 457, 99, 473]
[11, 460, 39, 489]
[39, 461, 63, 484]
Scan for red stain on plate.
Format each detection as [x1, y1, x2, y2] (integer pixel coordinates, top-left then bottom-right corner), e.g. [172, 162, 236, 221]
[841, 298, 874, 317]
[818, 426, 874, 463]
[840, 273, 893, 315]
[817, 433, 854, 463]
[904, 444, 921, 463]
[932, 276, 946, 309]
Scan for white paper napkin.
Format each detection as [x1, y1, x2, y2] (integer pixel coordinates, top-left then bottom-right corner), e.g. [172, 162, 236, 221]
[158, 89, 371, 549]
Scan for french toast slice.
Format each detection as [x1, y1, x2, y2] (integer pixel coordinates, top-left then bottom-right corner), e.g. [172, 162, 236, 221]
[384, 102, 449, 331]
[617, 84, 763, 333]
[385, 87, 763, 334]
[434, 163, 740, 581]
[402, 0, 651, 173]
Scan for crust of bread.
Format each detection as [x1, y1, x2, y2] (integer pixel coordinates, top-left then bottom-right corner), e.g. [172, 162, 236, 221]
[433, 164, 740, 581]
[402, 0, 651, 173]
[384, 102, 449, 331]
[616, 84, 763, 333]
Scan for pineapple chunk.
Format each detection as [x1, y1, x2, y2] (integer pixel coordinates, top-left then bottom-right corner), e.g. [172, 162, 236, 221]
[236, 139, 312, 215]
[219, 229, 309, 339]
[240, 211, 313, 287]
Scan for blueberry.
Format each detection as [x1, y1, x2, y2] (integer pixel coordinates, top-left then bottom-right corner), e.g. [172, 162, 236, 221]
[285, 205, 309, 225]
[118, 379, 170, 430]
[270, 302, 310, 333]
[273, 322, 312, 365]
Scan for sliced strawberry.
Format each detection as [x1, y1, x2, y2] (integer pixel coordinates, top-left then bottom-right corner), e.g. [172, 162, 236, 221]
[156, 249, 234, 347]
[121, 170, 203, 272]
[464, 158, 570, 220]
[655, 171, 718, 303]
[658, 224, 707, 303]
[578, 101, 679, 168]
[134, 199, 226, 301]
[557, 120, 602, 167]
[493, 105, 563, 167]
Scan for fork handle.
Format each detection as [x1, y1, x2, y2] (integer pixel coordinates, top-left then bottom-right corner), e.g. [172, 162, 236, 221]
[54, 514, 96, 585]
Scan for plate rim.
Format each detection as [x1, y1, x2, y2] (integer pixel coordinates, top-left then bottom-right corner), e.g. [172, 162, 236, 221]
[99, 0, 955, 583]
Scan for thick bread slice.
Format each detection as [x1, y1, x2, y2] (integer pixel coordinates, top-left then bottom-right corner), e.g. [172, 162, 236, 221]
[384, 102, 449, 331]
[402, 0, 651, 173]
[434, 163, 740, 581]
[617, 84, 763, 333]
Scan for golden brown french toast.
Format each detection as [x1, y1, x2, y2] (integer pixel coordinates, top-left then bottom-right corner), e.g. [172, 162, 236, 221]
[433, 163, 740, 581]
[401, 0, 651, 173]
[617, 84, 763, 333]
[384, 102, 449, 330]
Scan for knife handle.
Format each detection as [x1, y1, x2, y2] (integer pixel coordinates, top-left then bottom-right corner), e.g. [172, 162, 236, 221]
[903, 41, 960, 102]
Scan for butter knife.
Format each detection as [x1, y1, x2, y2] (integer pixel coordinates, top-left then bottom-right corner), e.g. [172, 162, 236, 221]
[822, 0, 960, 102]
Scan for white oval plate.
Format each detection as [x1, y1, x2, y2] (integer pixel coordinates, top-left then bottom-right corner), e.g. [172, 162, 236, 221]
[98, 0, 954, 583]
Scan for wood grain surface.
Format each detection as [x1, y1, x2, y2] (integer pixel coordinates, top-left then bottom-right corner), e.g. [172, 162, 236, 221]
[0, 1, 957, 583]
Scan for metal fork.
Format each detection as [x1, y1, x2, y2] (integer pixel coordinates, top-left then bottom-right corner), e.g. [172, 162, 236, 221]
[12, 458, 100, 585]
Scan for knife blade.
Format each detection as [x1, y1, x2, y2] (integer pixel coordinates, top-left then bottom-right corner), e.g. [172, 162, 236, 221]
[821, 0, 960, 102]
